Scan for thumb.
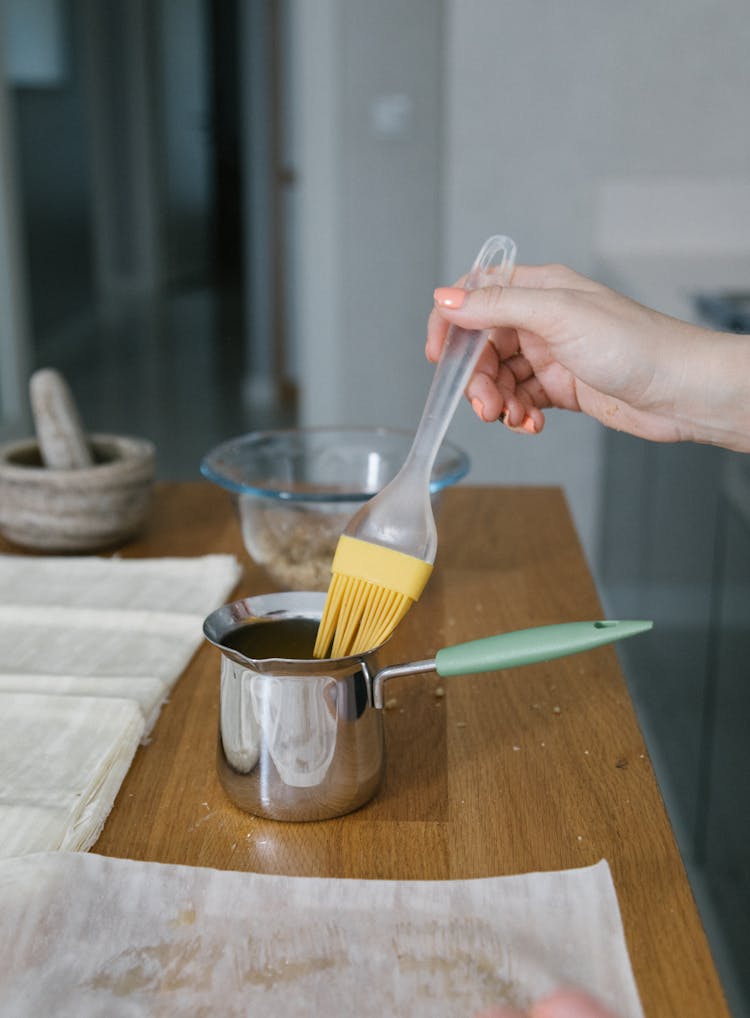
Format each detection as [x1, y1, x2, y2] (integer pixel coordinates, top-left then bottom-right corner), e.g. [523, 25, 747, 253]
[433, 283, 565, 338]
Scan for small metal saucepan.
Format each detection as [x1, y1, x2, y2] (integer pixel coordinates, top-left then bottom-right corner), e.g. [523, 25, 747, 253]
[203, 591, 651, 822]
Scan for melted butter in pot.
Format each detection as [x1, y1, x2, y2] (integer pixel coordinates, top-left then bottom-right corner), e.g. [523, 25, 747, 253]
[222, 618, 320, 661]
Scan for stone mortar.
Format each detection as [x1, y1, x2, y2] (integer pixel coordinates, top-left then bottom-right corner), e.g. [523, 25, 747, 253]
[0, 433, 156, 552]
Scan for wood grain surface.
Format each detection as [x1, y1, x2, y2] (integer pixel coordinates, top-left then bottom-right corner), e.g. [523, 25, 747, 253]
[4, 482, 728, 1016]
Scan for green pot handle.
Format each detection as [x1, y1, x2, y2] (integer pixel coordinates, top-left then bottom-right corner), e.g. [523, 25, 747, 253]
[435, 620, 653, 677]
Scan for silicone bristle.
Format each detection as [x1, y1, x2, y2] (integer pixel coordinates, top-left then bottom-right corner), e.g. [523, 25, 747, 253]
[313, 575, 412, 659]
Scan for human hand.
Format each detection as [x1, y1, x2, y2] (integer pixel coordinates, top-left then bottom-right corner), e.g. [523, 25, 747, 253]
[475, 986, 621, 1018]
[427, 263, 750, 451]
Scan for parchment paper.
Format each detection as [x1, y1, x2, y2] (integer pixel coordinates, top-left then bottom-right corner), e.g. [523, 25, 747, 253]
[0, 853, 644, 1018]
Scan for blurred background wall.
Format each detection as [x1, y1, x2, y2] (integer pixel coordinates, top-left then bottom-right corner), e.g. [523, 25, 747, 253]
[1, 0, 749, 1013]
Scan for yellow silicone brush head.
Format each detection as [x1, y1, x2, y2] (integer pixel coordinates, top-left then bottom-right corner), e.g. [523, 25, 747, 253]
[313, 535, 433, 658]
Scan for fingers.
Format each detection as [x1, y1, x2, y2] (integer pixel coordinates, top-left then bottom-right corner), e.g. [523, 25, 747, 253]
[426, 311, 549, 431]
[474, 988, 619, 1018]
[466, 370, 505, 421]
[475, 988, 620, 1018]
[426, 302, 451, 362]
[426, 268, 471, 361]
[461, 336, 546, 430]
[467, 369, 545, 432]
[426, 315, 521, 366]
[532, 988, 620, 1018]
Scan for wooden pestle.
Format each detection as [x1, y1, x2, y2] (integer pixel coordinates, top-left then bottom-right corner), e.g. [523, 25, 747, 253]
[29, 368, 94, 470]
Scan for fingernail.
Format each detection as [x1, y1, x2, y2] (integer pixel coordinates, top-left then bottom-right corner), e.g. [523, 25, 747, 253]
[433, 286, 467, 309]
[471, 397, 486, 420]
[522, 415, 537, 434]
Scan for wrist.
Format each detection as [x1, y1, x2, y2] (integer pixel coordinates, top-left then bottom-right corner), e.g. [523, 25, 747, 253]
[684, 331, 750, 452]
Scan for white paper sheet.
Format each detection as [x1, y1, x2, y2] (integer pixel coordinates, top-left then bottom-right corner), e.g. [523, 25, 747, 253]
[0, 853, 644, 1018]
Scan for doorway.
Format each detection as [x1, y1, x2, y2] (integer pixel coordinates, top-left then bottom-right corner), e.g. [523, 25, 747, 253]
[1, 0, 295, 476]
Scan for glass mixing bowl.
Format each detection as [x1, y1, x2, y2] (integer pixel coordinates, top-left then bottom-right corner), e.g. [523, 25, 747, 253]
[201, 427, 470, 590]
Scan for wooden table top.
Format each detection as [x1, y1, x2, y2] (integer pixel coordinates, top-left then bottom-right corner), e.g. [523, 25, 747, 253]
[56, 482, 727, 1016]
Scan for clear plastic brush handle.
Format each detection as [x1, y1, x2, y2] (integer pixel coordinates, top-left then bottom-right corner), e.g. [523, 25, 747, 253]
[408, 234, 517, 479]
[343, 234, 516, 564]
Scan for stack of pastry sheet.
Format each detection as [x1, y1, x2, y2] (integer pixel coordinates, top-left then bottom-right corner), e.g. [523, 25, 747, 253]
[0, 553, 242, 858]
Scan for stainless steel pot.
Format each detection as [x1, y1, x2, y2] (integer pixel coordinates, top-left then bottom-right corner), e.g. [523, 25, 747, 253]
[203, 591, 651, 822]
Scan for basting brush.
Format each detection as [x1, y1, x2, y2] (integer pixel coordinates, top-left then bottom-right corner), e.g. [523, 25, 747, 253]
[313, 234, 517, 659]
